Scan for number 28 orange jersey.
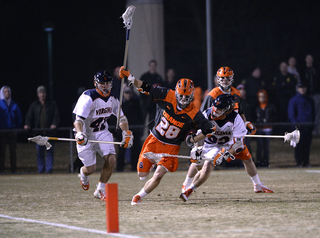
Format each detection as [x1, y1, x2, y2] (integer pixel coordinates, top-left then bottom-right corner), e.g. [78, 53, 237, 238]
[149, 86, 212, 146]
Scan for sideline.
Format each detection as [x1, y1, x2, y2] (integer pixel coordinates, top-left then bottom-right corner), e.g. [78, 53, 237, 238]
[0, 214, 141, 238]
[305, 170, 320, 173]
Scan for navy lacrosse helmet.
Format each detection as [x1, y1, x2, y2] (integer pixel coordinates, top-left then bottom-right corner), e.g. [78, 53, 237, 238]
[94, 70, 113, 95]
[211, 94, 236, 120]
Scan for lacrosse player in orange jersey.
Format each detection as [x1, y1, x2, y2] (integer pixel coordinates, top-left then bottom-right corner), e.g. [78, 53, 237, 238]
[119, 66, 216, 205]
[181, 67, 274, 194]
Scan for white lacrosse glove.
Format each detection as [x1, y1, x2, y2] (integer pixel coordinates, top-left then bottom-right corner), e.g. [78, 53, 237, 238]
[121, 130, 133, 148]
[76, 132, 88, 146]
[213, 148, 235, 166]
[190, 146, 203, 164]
[185, 134, 196, 148]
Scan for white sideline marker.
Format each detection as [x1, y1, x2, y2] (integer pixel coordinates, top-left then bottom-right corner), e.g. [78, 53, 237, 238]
[0, 214, 142, 238]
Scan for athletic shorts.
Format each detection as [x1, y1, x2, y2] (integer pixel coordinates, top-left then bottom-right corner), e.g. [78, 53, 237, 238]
[137, 134, 180, 173]
[76, 131, 116, 167]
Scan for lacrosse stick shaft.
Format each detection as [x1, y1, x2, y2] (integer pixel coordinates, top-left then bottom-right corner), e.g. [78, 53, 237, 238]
[144, 152, 213, 161]
[47, 137, 122, 145]
[245, 135, 284, 139]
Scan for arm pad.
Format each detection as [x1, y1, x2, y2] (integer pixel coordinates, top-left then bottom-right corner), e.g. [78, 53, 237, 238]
[140, 81, 151, 93]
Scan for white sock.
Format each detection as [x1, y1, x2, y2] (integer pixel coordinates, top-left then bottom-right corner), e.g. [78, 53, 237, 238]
[183, 175, 194, 186]
[98, 182, 105, 189]
[137, 188, 148, 198]
[250, 174, 261, 185]
[80, 167, 87, 177]
[189, 183, 198, 191]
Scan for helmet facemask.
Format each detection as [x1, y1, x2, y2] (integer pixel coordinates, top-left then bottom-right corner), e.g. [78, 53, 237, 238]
[94, 71, 113, 96]
[175, 78, 195, 109]
[217, 76, 234, 91]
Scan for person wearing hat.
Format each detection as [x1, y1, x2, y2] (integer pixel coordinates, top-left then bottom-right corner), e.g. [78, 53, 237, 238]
[24, 85, 60, 173]
[288, 82, 315, 167]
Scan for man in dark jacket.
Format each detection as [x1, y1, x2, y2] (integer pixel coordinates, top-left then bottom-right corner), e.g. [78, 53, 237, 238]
[24, 86, 60, 173]
[288, 82, 315, 167]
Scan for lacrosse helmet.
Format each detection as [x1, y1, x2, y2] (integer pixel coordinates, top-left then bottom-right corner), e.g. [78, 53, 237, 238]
[94, 70, 113, 96]
[211, 94, 235, 120]
[175, 78, 195, 109]
[216, 66, 234, 91]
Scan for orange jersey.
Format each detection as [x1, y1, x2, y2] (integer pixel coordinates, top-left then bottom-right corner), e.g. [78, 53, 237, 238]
[200, 86, 243, 114]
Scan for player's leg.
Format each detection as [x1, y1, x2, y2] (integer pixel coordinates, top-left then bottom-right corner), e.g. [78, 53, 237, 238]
[182, 162, 202, 192]
[93, 154, 116, 201]
[180, 161, 214, 202]
[131, 165, 167, 205]
[239, 147, 273, 193]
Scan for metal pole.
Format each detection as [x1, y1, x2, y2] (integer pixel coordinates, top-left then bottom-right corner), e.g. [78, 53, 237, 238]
[70, 129, 74, 173]
[44, 24, 54, 100]
[206, 0, 213, 91]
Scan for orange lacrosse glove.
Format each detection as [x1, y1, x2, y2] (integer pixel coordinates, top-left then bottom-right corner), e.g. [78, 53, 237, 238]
[213, 148, 235, 166]
[119, 66, 131, 78]
[121, 130, 133, 148]
[245, 121, 257, 135]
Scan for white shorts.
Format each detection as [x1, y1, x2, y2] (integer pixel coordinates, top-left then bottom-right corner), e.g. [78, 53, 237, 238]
[76, 131, 116, 167]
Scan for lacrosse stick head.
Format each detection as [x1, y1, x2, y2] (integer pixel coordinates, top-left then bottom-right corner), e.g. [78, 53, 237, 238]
[284, 129, 300, 147]
[143, 152, 163, 163]
[28, 135, 52, 150]
[121, 5, 136, 29]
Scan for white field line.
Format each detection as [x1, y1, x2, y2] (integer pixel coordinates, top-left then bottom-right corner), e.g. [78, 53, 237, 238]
[0, 214, 142, 238]
[305, 170, 320, 173]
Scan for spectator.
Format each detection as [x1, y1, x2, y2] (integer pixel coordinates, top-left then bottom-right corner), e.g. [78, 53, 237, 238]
[255, 90, 277, 168]
[24, 86, 60, 173]
[163, 68, 176, 90]
[301, 54, 320, 136]
[140, 60, 163, 122]
[116, 86, 143, 172]
[241, 67, 265, 107]
[288, 82, 315, 167]
[287, 56, 300, 82]
[0, 86, 22, 174]
[272, 62, 297, 124]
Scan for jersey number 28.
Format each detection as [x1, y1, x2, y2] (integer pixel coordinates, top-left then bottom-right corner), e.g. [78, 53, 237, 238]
[156, 117, 180, 139]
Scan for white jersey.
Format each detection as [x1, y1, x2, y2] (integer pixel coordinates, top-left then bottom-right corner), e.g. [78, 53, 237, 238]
[202, 108, 247, 148]
[73, 89, 124, 140]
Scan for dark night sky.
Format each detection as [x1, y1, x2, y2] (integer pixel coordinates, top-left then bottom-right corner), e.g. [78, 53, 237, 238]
[1, 0, 319, 127]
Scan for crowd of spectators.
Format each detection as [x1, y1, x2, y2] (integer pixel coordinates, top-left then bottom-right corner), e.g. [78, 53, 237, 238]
[0, 54, 319, 173]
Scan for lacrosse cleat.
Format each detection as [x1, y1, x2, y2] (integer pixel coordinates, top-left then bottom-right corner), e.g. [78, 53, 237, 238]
[78, 173, 89, 190]
[179, 188, 193, 202]
[131, 195, 141, 206]
[93, 184, 106, 201]
[181, 183, 187, 193]
[254, 183, 274, 193]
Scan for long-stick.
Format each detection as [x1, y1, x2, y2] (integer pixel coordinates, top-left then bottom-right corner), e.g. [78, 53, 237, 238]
[116, 5, 136, 130]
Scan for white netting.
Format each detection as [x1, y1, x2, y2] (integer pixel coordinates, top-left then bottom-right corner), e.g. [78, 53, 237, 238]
[284, 129, 300, 147]
[121, 5, 136, 29]
[28, 136, 52, 150]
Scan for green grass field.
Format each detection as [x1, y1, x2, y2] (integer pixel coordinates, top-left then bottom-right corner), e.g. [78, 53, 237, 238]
[1, 168, 320, 238]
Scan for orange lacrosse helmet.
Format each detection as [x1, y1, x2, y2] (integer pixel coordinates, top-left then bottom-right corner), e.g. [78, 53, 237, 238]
[175, 78, 195, 108]
[216, 66, 234, 91]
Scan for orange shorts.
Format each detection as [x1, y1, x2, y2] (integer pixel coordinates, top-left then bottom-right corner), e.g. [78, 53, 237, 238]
[234, 146, 252, 160]
[137, 134, 180, 173]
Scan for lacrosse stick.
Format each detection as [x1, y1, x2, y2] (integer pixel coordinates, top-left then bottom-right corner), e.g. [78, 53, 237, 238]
[116, 5, 136, 130]
[143, 152, 214, 164]
[28, 135, 122, 150]
[245, 129, 300, 147]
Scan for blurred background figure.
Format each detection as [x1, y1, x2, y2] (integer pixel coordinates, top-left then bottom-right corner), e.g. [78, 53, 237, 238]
[24, 86, 60, 174]
[140, 60, 163, 123]
[163, 68, 177, 90]
[254, 90, 277, 168]
[301, 54, 320, 136]
[241, 67, 265, 107]
[287, 56, 300, 82]
[288, 82, 315, 167]
[0, 86, 22, 174]
[272, 62, 297, 133]
[112, 66, 122, 99]
[116, 85, 143, 172]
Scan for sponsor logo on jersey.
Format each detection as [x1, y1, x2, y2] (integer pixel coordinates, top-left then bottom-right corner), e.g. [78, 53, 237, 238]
[96, 107, 112, 115]
[163, 111, 185, 128]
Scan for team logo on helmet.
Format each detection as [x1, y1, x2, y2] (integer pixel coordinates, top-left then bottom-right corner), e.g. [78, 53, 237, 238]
[175, 78, 195, 108]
